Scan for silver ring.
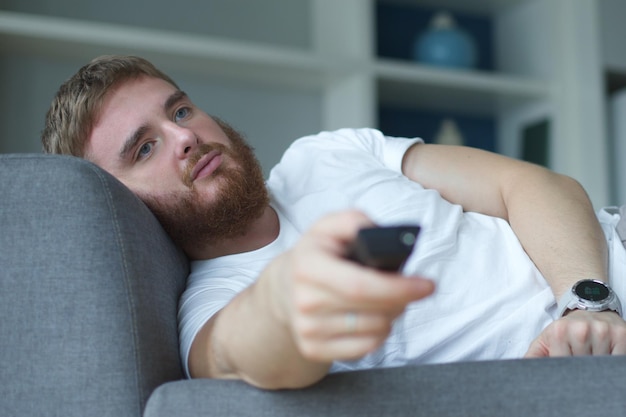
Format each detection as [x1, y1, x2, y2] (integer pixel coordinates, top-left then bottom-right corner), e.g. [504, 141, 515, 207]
[345, 312, 357, 333]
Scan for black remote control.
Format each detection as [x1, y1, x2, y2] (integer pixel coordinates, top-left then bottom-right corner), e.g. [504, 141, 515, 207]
[346, 225, 421, 271]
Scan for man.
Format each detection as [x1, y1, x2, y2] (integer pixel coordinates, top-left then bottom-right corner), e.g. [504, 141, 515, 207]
[42, 55, 626, 390]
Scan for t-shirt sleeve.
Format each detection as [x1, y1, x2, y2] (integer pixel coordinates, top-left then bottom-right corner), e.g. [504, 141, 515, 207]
[280, 128, 423, 174]
[178, 269, 254, 378]
[377, 131, 423, 173]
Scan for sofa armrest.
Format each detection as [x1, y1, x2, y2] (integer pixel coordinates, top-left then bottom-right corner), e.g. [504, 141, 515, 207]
[145, 356, 626, 417]
[0, 154, 188, 417]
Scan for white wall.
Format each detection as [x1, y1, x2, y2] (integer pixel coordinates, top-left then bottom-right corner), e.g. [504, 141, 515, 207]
[599, 0, 626, 72]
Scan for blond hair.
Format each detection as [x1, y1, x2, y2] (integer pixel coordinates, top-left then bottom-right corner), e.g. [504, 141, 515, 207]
[42, 55, 178, 156]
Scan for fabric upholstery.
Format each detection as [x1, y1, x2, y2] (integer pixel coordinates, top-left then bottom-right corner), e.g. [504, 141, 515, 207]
[145, 356, 626, 417]
[0, 154, 188, 417]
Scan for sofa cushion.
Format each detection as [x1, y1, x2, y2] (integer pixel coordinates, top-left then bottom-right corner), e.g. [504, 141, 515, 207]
[145, 356, 626, 417]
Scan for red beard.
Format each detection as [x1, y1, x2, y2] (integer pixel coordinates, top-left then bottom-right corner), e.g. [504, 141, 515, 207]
[137, 119, 269, 256]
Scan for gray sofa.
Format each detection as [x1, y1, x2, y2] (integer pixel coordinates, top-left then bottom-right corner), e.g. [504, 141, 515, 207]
[2, 153, 626, 417]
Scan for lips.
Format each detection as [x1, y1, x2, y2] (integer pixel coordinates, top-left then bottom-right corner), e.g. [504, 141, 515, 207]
[189, 150, 223, 183]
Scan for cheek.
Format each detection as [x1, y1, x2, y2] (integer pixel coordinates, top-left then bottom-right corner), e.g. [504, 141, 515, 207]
[122, 173, 175, 197]
[196, 119, 231, 145]
[123, 161, 184, 193]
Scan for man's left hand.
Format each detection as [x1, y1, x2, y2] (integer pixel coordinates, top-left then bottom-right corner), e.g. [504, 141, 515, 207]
[525, 310, 626, 357]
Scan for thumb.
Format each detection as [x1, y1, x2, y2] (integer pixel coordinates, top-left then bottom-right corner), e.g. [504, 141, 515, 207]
[523, 337, 549, 358]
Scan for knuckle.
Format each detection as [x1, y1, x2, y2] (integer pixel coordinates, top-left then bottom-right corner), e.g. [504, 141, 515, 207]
[294, 317, 322, 339]
[298, 341, 323, 361]
[291, 251, 313, 283]
[550, 319, 570, 338]
[551, 318, 591, 342]
[293, 289, 322, 314]
[614, 324, 626, 340]
[571, 323, 591, 343]
[345, 277, 368, 300]
[592, 321, 610, 339]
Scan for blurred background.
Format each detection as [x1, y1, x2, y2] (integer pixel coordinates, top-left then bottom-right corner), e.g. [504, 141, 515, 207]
[1, 0, 626, 208]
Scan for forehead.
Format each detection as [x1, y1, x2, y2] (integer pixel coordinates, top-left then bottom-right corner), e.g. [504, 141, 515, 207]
[98, 76, 177, 121]
[86, 76, 177, 164]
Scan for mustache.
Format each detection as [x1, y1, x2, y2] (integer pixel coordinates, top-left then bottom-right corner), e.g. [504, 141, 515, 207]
[182, 143, 228, 187]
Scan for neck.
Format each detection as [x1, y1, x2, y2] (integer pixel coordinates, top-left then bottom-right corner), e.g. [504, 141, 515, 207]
[185, 205, 279, 260]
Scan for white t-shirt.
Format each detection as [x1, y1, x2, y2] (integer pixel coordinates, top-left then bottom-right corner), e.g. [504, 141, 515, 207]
[178, 128, 577, 377]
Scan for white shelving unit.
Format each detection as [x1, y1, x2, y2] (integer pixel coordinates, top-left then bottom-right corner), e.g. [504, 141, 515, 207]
[0, 0, 611, 206]
[0, 10, 338, 90]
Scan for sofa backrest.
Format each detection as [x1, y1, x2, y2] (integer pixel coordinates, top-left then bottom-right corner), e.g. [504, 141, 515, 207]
[0, 154, 189, 417]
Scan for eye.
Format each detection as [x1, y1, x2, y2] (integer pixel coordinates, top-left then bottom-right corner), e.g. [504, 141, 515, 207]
[136, 142, 154, 160]
[174, 106, 191, 122]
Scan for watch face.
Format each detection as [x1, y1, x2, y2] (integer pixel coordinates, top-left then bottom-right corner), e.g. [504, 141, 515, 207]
[575, 280, 610, 301]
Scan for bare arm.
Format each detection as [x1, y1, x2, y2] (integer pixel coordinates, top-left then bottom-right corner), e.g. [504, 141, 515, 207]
[401, 143, 607, 299]
[188, 211, 435, 389]
[403, 143, 626, 357]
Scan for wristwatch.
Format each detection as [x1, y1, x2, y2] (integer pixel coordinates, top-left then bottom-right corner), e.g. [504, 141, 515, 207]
[557, 279, 622, 318]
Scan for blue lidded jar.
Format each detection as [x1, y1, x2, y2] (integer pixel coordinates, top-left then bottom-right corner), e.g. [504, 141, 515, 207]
[413, 11, 477, 70]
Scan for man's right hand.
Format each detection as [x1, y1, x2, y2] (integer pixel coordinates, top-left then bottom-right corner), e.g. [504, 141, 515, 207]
[269, 210, 435, 364]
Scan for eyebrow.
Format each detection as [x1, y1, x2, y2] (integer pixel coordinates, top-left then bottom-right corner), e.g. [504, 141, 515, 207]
[164, 90, 188, 113]
[118, 89, 189, 161]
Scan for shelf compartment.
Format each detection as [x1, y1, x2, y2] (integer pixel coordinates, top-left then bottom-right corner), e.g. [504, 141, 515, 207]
[376, 0, 495, 71]
[379, 106, 497, 152]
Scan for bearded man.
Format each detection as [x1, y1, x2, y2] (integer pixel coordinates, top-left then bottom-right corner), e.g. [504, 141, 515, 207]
[42, 55, 626, 390]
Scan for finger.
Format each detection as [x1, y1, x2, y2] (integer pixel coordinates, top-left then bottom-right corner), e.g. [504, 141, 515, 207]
[541, 321, 573, 357]
[585, 311, 626, 355]
[592, 337, 611, 355]
[611, 338, 626, 355]
[610, 320, 626, 354]
[292, 244, 434, 306]
[588, 321, 611, 355]
[523, 338, 548, 358]
[543, 342, 572, 357]
[524, 321, 573, 358]
[568, 335, 593, 356]
[298, 334, 386, 363]
[293, 267, 433, 315]
[295, 311, 397, 339]
[338, 267, 435, 307]
[523, 335, 572, 358]
[300, 210, 376, 260]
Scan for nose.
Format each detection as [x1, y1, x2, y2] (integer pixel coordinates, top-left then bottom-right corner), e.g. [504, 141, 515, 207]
[166, 122, 198, 159]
